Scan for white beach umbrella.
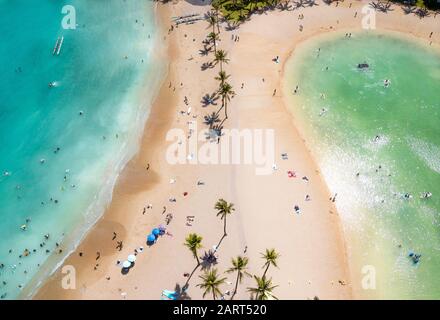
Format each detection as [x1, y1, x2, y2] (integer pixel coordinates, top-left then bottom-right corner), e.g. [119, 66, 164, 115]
[122, 260, 131, 269]
[127, 254, 137, 263]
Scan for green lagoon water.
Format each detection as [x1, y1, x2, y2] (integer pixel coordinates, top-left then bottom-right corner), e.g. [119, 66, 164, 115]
[285, 32, 440, 299]
[0, 0, 163, 299]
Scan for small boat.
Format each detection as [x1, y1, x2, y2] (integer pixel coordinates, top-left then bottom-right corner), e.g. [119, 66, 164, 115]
[56, 36, 64, 55]
[53, 37, 61, 55]
[357, 63, 369, 69]
[52, 36, 64, 56]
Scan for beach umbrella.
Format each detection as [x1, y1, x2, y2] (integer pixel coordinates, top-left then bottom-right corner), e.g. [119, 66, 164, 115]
[122, 261, 131, 269]
[127, 254, 136, 263]
[147, 234, 156, 243]
[158, 225, 166, 234]
[152, 228, 160, 237]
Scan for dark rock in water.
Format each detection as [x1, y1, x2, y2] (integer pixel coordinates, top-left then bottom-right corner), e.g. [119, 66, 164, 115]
[358, 63, 369, 69]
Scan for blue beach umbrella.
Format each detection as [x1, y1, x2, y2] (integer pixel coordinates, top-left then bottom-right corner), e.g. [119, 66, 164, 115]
[152, 228, 160, 237]
[147, 234, 156, 243]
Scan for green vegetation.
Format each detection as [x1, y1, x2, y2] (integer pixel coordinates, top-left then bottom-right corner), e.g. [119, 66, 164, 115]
[261, 248, 280, 278]
[227, 256, 251, 300]
[394, 0, 440, 10]
[247, 275, 279, 300]
[183, 233, 203, 287]
[212, 0, 283, 23]
[212, 0, 439, 24]
[213, 198, 235, 250]
[197, 268, 227, 300]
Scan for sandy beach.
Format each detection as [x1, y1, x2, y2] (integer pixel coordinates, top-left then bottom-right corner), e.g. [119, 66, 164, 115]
[33, 0, 439, 300]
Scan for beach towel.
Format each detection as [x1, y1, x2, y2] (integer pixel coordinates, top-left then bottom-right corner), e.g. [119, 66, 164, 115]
[162, 290, 178, 300]
[287, 170, 296, 178]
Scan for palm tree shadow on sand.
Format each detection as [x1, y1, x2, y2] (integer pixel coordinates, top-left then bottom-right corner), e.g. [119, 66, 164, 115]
[200, 250, 218, 270]
[173, 283, 192, 300]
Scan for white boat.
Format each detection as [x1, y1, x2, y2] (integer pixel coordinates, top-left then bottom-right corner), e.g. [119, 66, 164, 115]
[56, 36, 64, 55]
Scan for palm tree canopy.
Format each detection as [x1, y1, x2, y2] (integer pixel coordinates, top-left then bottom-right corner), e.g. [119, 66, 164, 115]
[215, 71, 230, 83]
[214, 50, 230, 65]
[247, 275, 278, 300]
[205, 11, 218, 28]
[218, 82, 235, 102]
[261, 248, 280, 269]
[197, 268, 227, 298]
[207, 32, 219, 42]
[184, 233, 203, 256]
[214, 198, 235, 219]
[227, 256, 250, 279]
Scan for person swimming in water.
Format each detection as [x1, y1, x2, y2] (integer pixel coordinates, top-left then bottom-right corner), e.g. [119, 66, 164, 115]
[403, 193, 412, 200]
[420, 192, 432, 199]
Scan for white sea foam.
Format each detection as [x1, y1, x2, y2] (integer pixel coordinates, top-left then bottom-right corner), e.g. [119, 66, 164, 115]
[406, 136, 440, 174]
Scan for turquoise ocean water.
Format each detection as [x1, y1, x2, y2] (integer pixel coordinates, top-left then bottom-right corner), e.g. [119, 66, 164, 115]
[285, 32, 440, 299]
[0, 0, 163, 299]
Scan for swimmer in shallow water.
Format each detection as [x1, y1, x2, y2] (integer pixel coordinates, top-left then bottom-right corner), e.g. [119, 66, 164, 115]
[420, 192, 432, 199]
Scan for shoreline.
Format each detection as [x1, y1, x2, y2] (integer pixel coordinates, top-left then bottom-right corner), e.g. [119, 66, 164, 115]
[35, 0, 439, 300]
[19, 2, 169, 300]
[281, 23, 440, 299]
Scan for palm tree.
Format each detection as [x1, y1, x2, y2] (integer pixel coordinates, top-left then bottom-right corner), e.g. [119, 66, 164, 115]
[213, 50, 229, 73]
[215, 199, 235, 236]
[217, 82, 235, 125]
[261, 248, 280, 278]
[206, 10, 221, 38]
[184, 233, 203, 287]
[185, 233, 203, 264]
[247, 275, 278, 300]
[226, 256, 251, 300]
[215, 70, 230, 85]
[197, 268, 226, 300]
[213, 199, 235, 251]
[206, 11, 217, 34]
[207, 32, 219, 54]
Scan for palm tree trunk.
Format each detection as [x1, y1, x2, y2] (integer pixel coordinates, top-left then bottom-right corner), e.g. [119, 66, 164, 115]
[231, 273, 240, 300]
[215, 233, 227, 251]
[212, 290, 216, 300]
[215, 95, 225, 118]
[262, 264, 270, 279]
[212, 23, 217, 55]
[215, 9, 220, 35]
[184, 262, 200, 288]
[184, 251, 200, 288]
[215, 104, 224, 118]
[219, 103, 228, 127]
[223, 216, 227, 236]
